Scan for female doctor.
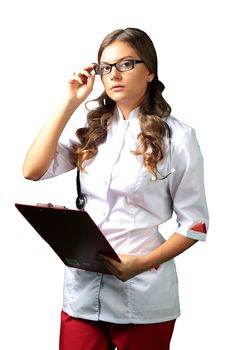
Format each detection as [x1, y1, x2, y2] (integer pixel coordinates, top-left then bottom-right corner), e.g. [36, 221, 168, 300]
[23, 28, 209, 350]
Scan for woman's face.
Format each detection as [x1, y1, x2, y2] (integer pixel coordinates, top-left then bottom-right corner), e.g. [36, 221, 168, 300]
[99, 41, 154, 113]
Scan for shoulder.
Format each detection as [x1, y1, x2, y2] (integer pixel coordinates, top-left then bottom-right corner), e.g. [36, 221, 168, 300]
[165, 115, 202, 158]
[166, 115, 195, 142]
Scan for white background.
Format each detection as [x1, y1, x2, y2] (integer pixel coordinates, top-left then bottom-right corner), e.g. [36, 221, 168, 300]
[0, 0, 232, 349]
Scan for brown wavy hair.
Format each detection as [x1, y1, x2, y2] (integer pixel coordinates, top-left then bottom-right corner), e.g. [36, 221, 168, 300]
[74, 28, 171, 176]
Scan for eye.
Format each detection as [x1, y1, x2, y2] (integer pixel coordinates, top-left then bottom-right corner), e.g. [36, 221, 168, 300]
[118, 60, 133, 70]
[99, 64, 111, 74]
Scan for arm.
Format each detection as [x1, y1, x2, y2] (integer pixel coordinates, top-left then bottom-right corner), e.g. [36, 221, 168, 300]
[99, 233, 197, 282]
[23, 64, 96, 180]
[144, 232, 197, 269]
[23, 100, 79, 180]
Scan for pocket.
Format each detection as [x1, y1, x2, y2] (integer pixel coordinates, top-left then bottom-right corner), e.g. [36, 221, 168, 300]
[130, 260, 179, 313]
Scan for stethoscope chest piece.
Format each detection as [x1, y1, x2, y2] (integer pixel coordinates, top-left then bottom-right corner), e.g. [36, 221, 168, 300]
[76, 170, 86, 210]
[76, 194, 86, 210]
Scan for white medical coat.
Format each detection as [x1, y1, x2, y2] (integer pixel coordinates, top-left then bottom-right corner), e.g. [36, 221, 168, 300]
[41, 107, 209, 324]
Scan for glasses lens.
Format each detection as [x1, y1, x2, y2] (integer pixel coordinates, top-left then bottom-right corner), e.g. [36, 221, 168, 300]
[117, 60, 133, 72]
[98, 64, 111, 75]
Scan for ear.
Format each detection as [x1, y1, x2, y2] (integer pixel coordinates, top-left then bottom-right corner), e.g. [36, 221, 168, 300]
[147, 73, 155, 83]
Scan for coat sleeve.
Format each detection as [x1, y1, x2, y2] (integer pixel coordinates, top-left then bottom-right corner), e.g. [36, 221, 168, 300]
[168, 126, 209, 241]
[40, 112, 87, 180]
[39, 142, 76, 180]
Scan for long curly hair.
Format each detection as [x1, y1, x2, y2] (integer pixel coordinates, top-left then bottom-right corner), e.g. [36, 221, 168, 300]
[74, 28, 171, 176]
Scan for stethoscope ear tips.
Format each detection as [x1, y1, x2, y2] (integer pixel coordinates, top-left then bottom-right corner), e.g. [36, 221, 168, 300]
[76, 194, 86, 210]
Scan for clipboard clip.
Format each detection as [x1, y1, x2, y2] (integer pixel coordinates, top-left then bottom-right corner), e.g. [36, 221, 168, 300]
[36, 203, 67, 209]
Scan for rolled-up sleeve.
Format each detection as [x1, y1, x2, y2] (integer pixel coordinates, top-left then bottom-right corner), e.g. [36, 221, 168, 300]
[40, 143, 76, 179]
[40, 112, 87, 180]
[169, 127, 209, 241]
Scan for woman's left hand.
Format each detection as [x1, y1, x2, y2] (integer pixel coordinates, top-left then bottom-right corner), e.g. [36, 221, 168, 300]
[98, 254, 148, 282]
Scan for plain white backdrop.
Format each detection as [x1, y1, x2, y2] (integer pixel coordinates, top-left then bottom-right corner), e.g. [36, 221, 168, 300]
[0, 0, 232, 349]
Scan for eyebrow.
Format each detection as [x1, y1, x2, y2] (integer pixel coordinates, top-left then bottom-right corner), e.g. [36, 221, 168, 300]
[99, 56, 135, 64]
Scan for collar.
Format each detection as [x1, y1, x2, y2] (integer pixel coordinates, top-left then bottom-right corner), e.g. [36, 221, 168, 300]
[116, 105, 140, 121]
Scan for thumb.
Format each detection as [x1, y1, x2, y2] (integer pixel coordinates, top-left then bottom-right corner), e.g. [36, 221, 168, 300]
[86, 73, 96, 89]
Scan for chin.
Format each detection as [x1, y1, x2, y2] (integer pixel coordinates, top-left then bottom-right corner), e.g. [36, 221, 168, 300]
[108, 93, 128, 103]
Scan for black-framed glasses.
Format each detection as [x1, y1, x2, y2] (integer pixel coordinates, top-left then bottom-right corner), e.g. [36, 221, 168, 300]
[94, 59, 144, 76]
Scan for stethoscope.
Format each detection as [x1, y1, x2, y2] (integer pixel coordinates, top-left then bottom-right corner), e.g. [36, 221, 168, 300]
[155, 122, 176, 181]
[76, 169, 86, 210]
[76, 122, 175, 210]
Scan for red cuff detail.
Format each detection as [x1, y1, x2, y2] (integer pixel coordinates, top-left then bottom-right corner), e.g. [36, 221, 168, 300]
[190, 223, 207, 234]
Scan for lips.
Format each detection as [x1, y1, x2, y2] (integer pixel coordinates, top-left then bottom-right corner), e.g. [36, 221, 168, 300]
[110, 85, 125, 90]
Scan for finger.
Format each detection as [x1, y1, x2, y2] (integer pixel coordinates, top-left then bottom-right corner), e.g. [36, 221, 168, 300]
[71, 72, 91, 86]
[98, 254, 118, 267]
[73, 69, 91, 78]
[73, 71, 96, 86]
[86, 72, 96, 87]
[73, 63, 96, 77]
[103, 262, 119, 276]
[72, 74, 88, 85]
[98, 255, 120, 275]
[69, 75, 84, 85]
[85, 63, 97, 74]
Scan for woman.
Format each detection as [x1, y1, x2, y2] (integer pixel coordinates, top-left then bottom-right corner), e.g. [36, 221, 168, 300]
[23, 28, 209, 350]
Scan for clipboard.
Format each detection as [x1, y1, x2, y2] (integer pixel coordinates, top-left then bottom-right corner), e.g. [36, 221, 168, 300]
[15, 203, 120, 274]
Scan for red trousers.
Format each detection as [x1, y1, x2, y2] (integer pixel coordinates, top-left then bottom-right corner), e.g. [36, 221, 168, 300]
[59, 311, 176, 350]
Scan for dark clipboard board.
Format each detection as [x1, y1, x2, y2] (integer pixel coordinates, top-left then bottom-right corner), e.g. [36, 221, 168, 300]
[15, 203, 120, 274]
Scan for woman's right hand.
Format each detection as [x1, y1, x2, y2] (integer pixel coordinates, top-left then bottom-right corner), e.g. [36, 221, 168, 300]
[65, 63, 96, 105]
